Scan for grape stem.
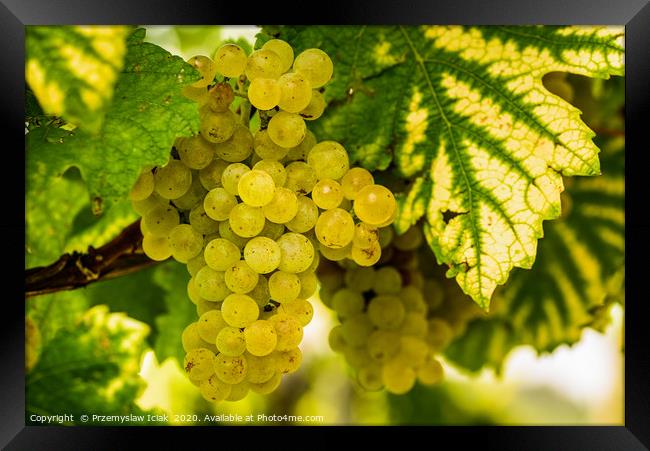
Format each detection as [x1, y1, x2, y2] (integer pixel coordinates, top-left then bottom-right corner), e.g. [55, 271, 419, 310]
[25, 219, 158, 298]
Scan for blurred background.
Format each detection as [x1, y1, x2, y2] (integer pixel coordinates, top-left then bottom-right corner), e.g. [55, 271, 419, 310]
[25, 25, 624, 426]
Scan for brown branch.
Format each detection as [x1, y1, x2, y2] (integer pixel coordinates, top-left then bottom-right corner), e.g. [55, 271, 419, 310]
[25, 219, 160, 298]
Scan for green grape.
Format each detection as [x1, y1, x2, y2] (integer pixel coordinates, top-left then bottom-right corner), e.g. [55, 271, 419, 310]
[204, 238, 241, 271]
[367, 295, 405, 329]
[311, 179, 343, 210]
[426, 318, 453, 352]
[196, 299, 220, 317]
[343, 346, 372, 368]
[199, 374, 232, 403]
[277, 72, 312, 113]
[225, 260, 259, 294]
[353, 222, 379, 249]
[276, 232, 315, 273]
[199, 158, 229, 190]
[278, 299, 313, 326]
[243, 237, 282, 274]
[207, 82, 235, 112]
[215, 124, 254, 163]
[214, 353, 248, 384]
[393, 226, 424, 251]
[268, 271, 301, 303]
[286, 196, 318, 233]
[423, 279, 444, 310]
[274, 347, 302, 374]
[187, 278, 205, 305]
[284, 162, 317, 194]
[261, 39, 294, 73]
[315, 208, 355, 248]
[177, 135, 216, 169]
[357, 364, 384, 391]
[328, 325, 347, 352]
[182, 322, 211, 352]
[130, 168, 154, 201]
[225, 382, 250, 401]
[189, 203, 220, 235]
[183, 348, 216, 381]
[300, 90, 326, 121]
[416, 358, 444, 385]
[174, 176, 207, 211]
[203, 187, 237, 221]
[218, 220, 250, 249]
[341, 167, 374, 200]
[269, 314, 303, 351]
[344, 266, 376, 292]
[376, 208, 397, 228]
[182, 85, 209, 105]
[154, 160, 192, 200]
[382, 360, 416, 395]
[229, 203, 266, 238]
[259, 221, 285, 241]
[351, 239, 382, 267]
[214, 43, 247, 78]
[319, 242, 351, 261]
[221, 293, 260, 328]
[377, 226, 394, 248]
[307, 141, 349, 181]
[200, 107, 237, 144]
[142, 234, 172, 261]
[188, 55, 217, 88]
[353, 184, 397, 226]
[400, 285, 427, 314]
[143, 205, 180, 237]
[187, 252, 207, 276]
[238, 169, 276, 207]
[244, 320, 278, 356]
[197, 310, 228, 344]
[249, 276, 271, 307]
[340, 314, 374, 347]
[248, 78, 281, 110]
[373, 266, 403, 294]
[253, 130, 289, 160]
[284, 130, 316, 162]
[293, 48, 333, 88]
[253, 159, 286, 187]
[167, 224, 203, 263]
[132, 192, 166, 216]
[221, 162, 251, 196]
[331, 288, 364, 318]
[297, 271, 318, 298]
[245, 49, 283, 81]
[249, 371, 282, 394]
[195, 266, 231, 301]
[367, 329, 400, 362]
[305, 245, 321, 273]
[245, 352, 276, 383]
[216, 326, 247, 356]
[267, 112, 306, 148]
[398, 336, 429, 367]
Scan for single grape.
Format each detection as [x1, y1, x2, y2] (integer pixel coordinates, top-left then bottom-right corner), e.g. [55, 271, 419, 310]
[267, 112, 306, 148]
[382, 360, 416, 395]
[253, 159, 287, 187]
[187, 278, 205, 305]
[284, 161, 317, 194]
[352, 222, 379, 250]
[315, 208, 355, 248]
[218, 220, 250, 249]
[143, 205, 180, 237]
[373, 266, 403, 294]
[214, 353, 248, 384]
[269, 314, 303, 351]
[328, 325, 347, 352]
[340, 314, 374, 347]
[259, 221, 286, 241]
[244, 237, 282, 274]
[367, 295, 405, 329]
[277, 72, 312, 113]
[130, 168, 154, 201]
[278, 299, 313, 326]
[188, 55, 217, 88]
[400, 285, 428, 314]
[195, 266, 231, 302]
[284, 130, 316, 162]
[293, 48, 333, 88]
[286, 196, 318, 233]
[189, 203, 220, 234]
[245, 320, 278, 356]
[183, 348, 216, 381]
[173, 176, 207, 211]
[229, 203, 266, 238]
[197, 310, 228, 344]
[142, 234, 172, 261]
[248, 78, 282, 110]
[261, 39, 294, 73]
[249, 276, 271, 307]
[311, 179, 343, 210]
[377, 225, 395, 248]
[207, 82, 235, 112]
[319, 242, 352, 261]
[245, 352, 276, 383]
[154, 160, 192, 199]
[276, 232, 315, 273]
[225, 260, 259, 294]
[216, 326, 247, 356]
[204, 238, 240, 271]
[351, 239, 382, 267]
[367, 329, 401, 363]
[167, 224, 203, 263]
[268, 271, 301, 303]
[300, 90, 326, 121]
[297, 271, 318, 298]
[344, 266, 376, 292]
[341, 167, 374, 200]
[214, 124, 254, 163]
[214, 43, 247, 78]
[203, 187, 237, 221]
[199, 374, 232, 402]
[245, 49, 283, 81]
[225, 382, 250, 402]
[221, 293, 259, 328]
[353, 184, 397, 225]
[238, 169, 276, 207]
[357, 364, 384, 391]
[331, 288, 364, 318]
[307, 141, 349, 181]
[417, 358, 444, 385]
[221, 162, 251, 196]
[253, 130, 289, 160]
[343, 346, 372, 368]
[274, 347, 302, 374]
[131, 192, 167, 216]
[199, 158, 229, 190]
[186, 252, 207, 276]
[177, 135, 216, 169]
[398, 336, 429, 368]
[200, 107, 237, 144]
[249, 371, 282, 395]
[183, 322, 209, 352]
[182, 85, 209, 105]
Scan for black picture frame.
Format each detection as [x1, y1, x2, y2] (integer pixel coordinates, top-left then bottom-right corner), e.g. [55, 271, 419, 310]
[4, 0, 649, 448]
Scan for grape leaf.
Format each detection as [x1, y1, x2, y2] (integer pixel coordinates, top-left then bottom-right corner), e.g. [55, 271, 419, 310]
[25, 28, 201, 212]
[26, 26, 131, 133]
[26, 305, 150, 423]
[446, 135, 624, 372]
[266, 25, 624, 308]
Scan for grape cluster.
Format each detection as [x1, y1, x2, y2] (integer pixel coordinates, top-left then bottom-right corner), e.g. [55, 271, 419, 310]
[317, 225, 480, 395]
[130, 38, 398, 403]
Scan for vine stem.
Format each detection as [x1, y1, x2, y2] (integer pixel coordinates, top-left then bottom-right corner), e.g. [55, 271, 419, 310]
[25, 219, 159, 298]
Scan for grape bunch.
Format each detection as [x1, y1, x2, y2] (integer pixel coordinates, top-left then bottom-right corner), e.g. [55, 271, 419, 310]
[317, 225, 482, 395]
[129, 38, 398, 403]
